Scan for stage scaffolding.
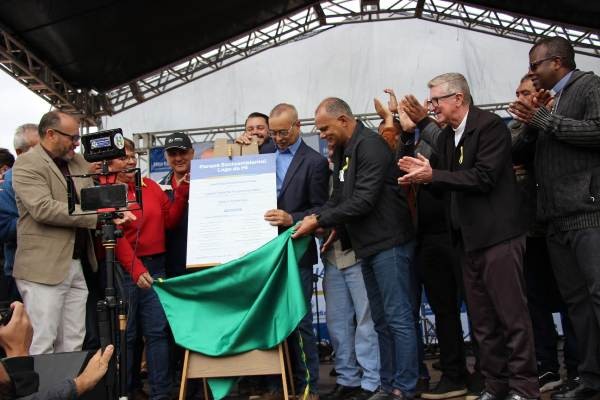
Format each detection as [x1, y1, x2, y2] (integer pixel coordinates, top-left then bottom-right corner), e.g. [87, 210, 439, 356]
[1, 0, 598, 122]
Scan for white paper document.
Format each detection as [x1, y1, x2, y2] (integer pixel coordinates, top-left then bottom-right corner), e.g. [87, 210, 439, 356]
[186, 154, 278, 267]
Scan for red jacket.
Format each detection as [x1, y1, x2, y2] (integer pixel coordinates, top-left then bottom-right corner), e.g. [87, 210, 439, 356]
[116, 177, 189, 282]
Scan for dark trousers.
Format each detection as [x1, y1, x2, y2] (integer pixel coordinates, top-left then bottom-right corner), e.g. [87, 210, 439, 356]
[417, 232, 467, 383]
[524, 236, 578, 377]
[287, 266, 320, 393]
[547, 227, 600, 390]
[461, 234, 539, 398]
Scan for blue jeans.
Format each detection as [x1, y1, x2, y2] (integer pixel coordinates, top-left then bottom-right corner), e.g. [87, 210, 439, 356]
[361, 242, 418, 397]
[124, 254, 172, 400]
[323, 260, 380, 391]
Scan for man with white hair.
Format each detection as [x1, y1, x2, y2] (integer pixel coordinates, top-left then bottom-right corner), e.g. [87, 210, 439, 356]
[398, 73, 539, 400]
[0, 124, 39, 303]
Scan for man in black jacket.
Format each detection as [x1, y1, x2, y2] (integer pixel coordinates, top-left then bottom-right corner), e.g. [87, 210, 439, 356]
[509, 36, 600, 400]
[294, 97, 418, 400]
[399, 73, 538, 400]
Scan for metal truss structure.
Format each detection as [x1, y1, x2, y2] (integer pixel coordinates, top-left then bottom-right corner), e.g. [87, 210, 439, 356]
[0, 30, 100, 124]
[2, 0, 598, 122]
[133, 101, 510, 174]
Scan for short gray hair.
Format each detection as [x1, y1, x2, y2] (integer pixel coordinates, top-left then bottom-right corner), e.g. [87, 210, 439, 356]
[428, 73, 472, 105]
[316, 97, 354, 118]
[14, 123, 39, 152]
[270, 103, 298, 121]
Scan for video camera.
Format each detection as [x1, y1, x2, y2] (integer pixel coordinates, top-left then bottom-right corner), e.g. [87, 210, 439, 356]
[68, 128, 142, 214]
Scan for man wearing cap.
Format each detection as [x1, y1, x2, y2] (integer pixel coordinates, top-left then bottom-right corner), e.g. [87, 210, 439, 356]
[158, 132, 194, 278]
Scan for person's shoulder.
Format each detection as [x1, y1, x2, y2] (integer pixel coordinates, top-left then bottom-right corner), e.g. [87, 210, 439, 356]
[300, 141, 326, 161]
[470, 106, 504, 127]
[143, 177, 161, 189]
[13, 146, 42, 169]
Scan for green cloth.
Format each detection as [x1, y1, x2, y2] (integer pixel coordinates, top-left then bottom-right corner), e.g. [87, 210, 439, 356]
[154, 228, 311, 399]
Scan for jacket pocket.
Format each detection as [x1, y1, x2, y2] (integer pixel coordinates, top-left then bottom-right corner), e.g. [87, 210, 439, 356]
[552, 169, 599, 215]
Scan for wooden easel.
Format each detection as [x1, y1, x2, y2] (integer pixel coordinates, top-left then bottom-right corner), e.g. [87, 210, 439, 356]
[178, 342, 296, 400]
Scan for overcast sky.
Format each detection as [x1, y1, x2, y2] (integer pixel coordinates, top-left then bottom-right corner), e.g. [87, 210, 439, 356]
[0, 72, 50, 154]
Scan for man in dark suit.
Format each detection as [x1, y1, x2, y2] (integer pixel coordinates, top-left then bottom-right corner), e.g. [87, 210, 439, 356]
[261, 103, 329, 400]
[294, 97, 418, 400]
[398, 73, 539, 400]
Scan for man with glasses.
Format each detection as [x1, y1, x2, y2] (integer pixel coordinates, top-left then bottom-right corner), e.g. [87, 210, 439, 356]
[398, 73, 538, 400]
[259, 103, 329, 400]
[11, 110, 133, 354]
[509, 36, 600, 400]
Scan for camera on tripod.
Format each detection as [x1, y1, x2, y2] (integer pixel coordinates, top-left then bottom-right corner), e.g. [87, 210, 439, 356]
[67, 128, 141, 214]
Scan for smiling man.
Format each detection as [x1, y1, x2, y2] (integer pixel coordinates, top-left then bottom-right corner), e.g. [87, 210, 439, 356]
[398, 73, 537, 400]
[294, 97, 417, 400]
[158, 132, 194, 279]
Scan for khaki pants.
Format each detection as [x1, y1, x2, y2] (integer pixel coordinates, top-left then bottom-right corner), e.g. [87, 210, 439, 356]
[17, 259, 88, 355]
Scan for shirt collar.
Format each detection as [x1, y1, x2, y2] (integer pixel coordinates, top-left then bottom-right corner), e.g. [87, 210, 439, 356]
[278, 137, 302, 155]
[552, 70, 574, 95]
[453, 111, 469, 135]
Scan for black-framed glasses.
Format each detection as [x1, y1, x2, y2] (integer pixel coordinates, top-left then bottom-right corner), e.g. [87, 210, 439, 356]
[529, 56, 560, 72]
[427, 93, 457, 107]
[268, 121, 297, 138]
[51, 128, 81, 143]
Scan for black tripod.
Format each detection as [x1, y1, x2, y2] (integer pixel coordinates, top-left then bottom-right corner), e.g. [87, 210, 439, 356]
[96, 214, 129, 400]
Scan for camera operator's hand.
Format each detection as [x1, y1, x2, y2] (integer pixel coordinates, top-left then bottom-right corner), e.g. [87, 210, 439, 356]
[74, 345, 114, 396]
[137, 272, 154, 289]
[112, 210, 137, 225]
[0, 302, 33, 357]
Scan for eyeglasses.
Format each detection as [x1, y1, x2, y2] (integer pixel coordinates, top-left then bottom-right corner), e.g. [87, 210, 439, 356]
[118, 154, 138, 162]
[427, 93, 457, 107]
[52, 128, 81, 142]
[529, 56, 560, 72]
[268, 121, 297, 138]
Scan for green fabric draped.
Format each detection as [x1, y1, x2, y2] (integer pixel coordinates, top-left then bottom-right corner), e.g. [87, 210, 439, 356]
[153, 228, 310, 399]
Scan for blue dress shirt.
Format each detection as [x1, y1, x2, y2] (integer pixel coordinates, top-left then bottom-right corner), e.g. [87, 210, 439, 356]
[276, 138, 302, 196]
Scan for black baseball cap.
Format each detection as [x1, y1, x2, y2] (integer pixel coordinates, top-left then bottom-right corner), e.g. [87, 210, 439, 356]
[164, 132, 192, 150]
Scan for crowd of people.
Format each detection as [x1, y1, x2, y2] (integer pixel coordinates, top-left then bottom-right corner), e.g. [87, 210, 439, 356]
[0, 35, 599, 400]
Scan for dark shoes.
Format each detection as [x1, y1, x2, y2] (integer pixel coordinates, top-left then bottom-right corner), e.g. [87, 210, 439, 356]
[416, 377, 431, 398]
[539, 371, 563, 393]
[347, 388, 377, 400]
[323, 384, 361, 400]
[504, 392, 539, 400]
[421, 376, 468, 399]
[365, 390, 411, 400]
[465, 390, 503, 400]
[551, 377, 599, 400]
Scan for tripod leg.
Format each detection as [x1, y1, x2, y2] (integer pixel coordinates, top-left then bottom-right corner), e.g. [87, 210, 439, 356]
[98, 300, 116, 400]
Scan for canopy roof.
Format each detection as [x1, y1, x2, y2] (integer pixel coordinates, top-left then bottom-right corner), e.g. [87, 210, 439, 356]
[0, 0, 598, 120]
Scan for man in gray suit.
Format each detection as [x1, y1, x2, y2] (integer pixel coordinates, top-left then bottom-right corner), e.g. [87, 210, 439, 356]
[11, 110, 131, 354]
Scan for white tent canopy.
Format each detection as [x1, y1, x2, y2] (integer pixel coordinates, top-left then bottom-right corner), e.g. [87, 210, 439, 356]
[103, 19, 600, 135]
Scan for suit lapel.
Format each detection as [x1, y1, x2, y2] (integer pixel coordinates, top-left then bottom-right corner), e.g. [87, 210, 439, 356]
[36, 145, 68, 189]
[278, 141, 306, 199]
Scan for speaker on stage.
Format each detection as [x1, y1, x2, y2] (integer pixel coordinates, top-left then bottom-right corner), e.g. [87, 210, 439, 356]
[18, 350, 109, 400]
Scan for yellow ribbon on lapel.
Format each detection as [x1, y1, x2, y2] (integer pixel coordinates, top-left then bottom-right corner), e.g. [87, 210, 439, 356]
[459, 146, 464, 165]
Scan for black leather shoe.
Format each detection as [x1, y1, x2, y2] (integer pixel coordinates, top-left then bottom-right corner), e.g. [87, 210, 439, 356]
[504, 392, 538, 400]
[474, 390, 502, 400]
[551, 380, 599, 400]
[348, 389, 378, 400]
[323, 384, 361, 400]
